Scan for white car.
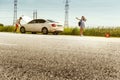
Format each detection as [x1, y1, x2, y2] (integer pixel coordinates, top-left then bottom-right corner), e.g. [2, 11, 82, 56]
[20, 19, 64, 35]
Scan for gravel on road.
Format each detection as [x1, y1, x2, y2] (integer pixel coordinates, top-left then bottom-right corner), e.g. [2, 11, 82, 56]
[0, 32, 120, 80]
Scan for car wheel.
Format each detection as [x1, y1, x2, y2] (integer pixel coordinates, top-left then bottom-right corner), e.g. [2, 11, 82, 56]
[42, 28, 48, 34]
[20, 27, 26, 33]
[32, 32, 37, 34]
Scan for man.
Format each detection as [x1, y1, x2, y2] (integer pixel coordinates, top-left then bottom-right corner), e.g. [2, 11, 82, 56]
[14, 17, 22, 32]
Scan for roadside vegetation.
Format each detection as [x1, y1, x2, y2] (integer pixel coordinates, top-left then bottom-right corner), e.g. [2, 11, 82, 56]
[0, 23, 4, 26]
[0, 26, 14, 32]
[61, 27, 120, 37]
[0, 26, 120, 37]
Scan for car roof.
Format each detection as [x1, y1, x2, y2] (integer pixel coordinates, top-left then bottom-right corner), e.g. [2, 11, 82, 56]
[32, 19, 46, 21]
[29, 19, 56, 23]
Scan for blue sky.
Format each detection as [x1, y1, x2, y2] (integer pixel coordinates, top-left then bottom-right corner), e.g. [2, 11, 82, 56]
[0, 0, 120, 27]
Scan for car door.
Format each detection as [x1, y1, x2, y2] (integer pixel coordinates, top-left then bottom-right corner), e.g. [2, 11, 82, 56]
[35, 19, 46, 32]
[25, 20, 36, 31]
[25, 19, 46, 32]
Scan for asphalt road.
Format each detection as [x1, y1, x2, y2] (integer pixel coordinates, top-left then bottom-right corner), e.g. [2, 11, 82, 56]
[0, 32, 120, 54]
[0, 32, 120, 80]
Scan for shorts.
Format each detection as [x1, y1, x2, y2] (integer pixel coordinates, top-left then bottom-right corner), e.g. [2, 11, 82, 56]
[16, 24, 19, 28]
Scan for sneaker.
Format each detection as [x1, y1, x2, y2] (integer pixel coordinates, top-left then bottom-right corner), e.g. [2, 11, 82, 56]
[80, 34, 84, 36]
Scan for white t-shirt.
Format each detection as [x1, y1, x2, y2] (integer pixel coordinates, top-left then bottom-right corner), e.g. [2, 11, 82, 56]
[16, 19, 20, 25]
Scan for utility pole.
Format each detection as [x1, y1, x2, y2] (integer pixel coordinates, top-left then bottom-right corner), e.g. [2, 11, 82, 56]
[13, 0, 17, 26]
[64, 0, 69, 27]
[33, 10, 37, 19]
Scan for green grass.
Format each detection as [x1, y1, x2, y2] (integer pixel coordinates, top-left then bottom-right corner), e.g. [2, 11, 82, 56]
[0, 26, 14, 32]
[0, 26, 120, 37]
[84, 27, 120, 37]
[61, 27, 80, 35]
[61, 27, 120, 37]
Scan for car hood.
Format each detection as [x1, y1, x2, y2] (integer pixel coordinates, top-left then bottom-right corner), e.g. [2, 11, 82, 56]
[21, 15, 32, 23]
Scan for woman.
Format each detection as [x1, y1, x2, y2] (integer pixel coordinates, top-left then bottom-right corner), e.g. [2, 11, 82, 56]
[76, 16, 87, 36]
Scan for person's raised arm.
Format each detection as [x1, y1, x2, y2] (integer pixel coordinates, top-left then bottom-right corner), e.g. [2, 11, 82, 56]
[76, 17, 80, 20]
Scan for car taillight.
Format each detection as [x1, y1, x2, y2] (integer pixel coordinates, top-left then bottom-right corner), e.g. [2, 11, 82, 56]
[51, 24, 56, 27]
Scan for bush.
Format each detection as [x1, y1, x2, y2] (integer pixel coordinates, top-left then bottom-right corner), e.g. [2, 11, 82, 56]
[0, 26, 14, 32]
[71, 27, 80, 35]
[60, 27, 79, 35]
[84, 27, 106, 37]
[0, 23, 4, 26]
[61, 27, 73, 35]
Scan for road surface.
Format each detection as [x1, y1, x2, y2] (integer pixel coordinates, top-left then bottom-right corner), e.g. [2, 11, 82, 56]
[0, 32, 120, 54]
[0, 32, 120, 80]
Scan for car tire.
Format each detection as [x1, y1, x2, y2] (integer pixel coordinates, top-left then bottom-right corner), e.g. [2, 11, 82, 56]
[20, 27, 26, 33]
[42, 28, 48, 34]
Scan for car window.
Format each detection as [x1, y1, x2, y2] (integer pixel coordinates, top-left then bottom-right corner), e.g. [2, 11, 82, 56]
[28, 20, 36, 24]
[37, 19, 46, 23]
[28, 19, 46, 24]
